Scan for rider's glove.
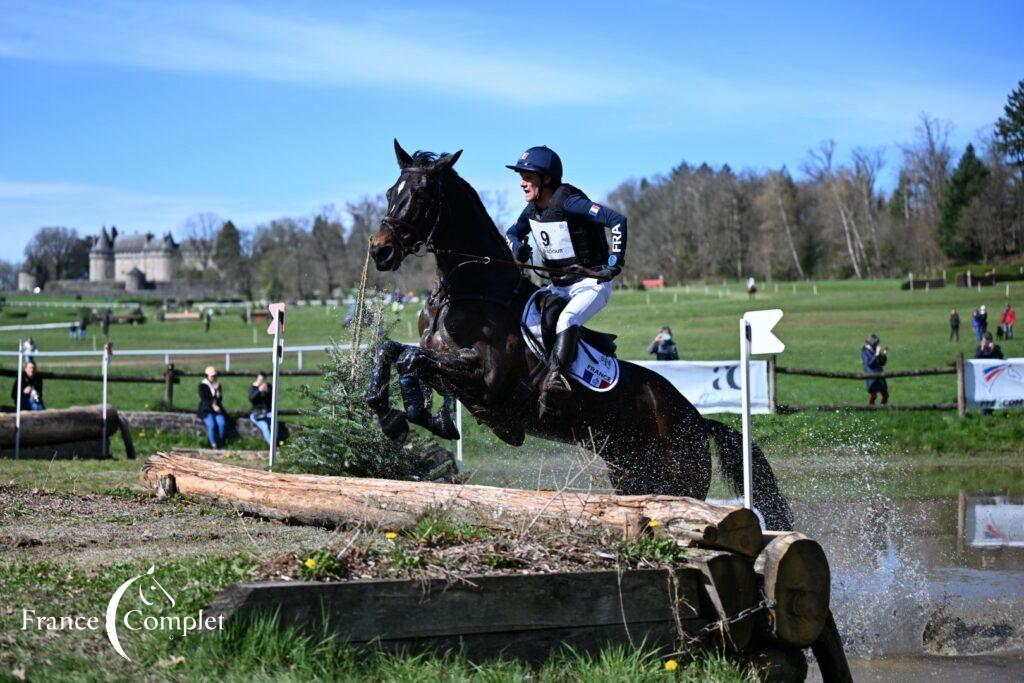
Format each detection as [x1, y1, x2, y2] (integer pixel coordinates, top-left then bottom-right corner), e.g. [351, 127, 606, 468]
[593, 264, 622, 282]
[507, 237, 532, 264]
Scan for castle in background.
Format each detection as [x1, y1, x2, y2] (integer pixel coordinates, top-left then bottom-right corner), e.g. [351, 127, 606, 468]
[89, 227, 209, 287]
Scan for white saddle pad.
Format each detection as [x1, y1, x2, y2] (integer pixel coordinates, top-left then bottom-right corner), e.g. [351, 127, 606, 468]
[520, 290, 619, 392]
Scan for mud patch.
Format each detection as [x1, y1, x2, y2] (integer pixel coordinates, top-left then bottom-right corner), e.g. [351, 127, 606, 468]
[0, 486, 337, 568]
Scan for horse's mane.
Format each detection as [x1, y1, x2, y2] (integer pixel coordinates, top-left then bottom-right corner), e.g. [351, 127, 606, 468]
[414, 150, 503, 238]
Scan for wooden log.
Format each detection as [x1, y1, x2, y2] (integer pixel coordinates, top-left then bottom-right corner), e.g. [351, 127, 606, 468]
[141, 451, 763, 556]
[0, 405, 120, 447]
[206, 569, 705, 664]
[685, 548, 759, 652]
[754, 532, 830, 648]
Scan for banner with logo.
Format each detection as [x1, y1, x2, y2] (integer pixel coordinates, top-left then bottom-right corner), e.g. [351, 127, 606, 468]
[634, 360, 769, 414]
[965, 495, 1024, 547]
[965, 358, 1024, 410]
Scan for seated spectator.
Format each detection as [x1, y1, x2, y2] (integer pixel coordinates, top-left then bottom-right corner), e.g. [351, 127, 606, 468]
[248, 371, 274, 446]
[862, 334, 889, 405]
[647, 326, 680, 360]
[11, 360, 45, 411]
[198, 366, 227, 448]
[975, 331, 1004, 360]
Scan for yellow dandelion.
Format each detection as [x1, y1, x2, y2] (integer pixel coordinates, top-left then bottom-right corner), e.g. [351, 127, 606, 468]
[664, 659, 678, 671]
[648, 520, 661, 527]
[385, 531, 398, 540]
[304, 557, 317, 568]
[278, 440, 285, 446]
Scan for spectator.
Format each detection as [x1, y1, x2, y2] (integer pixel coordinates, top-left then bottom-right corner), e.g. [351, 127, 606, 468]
[978, 305, 989, 337]
[11, 360, 45, 411]
[198, 365, 227, 448]
[101, 308, 112, 337]
[69, 322, 78, 340]
[248, 371, 274, 446]
[975, 332, 1004, 415]
[747, 276, 757, 299]
[971, 308, 983, 341]
[862, 334, 888, 405]
[975, 331, 1004, 360]
[21, 337, 37, 363]
[647, 326, 680, 360]
[949, 308, 960, 342]
[1001, 303, 1016, 340]
[204, 308, 213, 333]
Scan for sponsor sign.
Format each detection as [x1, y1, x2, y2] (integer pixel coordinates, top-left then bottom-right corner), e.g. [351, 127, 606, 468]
[965, 358, 1024, 410]
[636, 360, 770, 414]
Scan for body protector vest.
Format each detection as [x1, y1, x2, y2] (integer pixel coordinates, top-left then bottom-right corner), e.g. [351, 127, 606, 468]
[528, 184, 609, 284]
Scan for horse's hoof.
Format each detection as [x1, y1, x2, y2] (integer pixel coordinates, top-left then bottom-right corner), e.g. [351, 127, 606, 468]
[379, 409, 409, 445]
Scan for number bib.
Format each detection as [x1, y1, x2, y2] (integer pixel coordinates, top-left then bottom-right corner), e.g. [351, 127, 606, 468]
[529, 219, 576, 261]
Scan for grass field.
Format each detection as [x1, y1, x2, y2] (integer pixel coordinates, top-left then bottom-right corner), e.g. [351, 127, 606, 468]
[2, 279, 1021, 453]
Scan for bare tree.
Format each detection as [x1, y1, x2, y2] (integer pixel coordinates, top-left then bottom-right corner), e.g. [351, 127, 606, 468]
[182, 212, 221, 270]
[23, 227, 90, 285]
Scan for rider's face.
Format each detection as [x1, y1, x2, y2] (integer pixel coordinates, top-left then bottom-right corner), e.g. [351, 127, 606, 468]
[518, 171, 544, 202]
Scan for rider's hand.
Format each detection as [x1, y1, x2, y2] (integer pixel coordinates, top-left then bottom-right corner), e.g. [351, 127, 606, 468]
[593, 265, 621, 282]
[515, 241, 532, 264]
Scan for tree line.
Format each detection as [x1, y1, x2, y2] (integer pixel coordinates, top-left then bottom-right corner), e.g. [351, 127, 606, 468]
[11, 80, 1024, 297]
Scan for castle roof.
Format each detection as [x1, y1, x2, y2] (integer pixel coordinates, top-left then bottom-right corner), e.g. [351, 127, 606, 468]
[110, 232, 179, 254]
[90, 227, 115, 254]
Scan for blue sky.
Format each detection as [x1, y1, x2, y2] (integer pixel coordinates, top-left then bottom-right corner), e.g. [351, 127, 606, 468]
[1, 0, 1021, 263]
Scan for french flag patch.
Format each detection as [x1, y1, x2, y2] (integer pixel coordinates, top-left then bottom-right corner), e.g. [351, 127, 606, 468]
[588, 204, 600, 217]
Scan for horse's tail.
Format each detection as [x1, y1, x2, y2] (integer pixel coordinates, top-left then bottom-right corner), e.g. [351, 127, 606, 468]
[704, 418, 793, 531]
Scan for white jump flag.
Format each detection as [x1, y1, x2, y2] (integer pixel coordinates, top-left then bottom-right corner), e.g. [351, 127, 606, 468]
[739, 309, 784, 512]
[267, 302, 286, 471]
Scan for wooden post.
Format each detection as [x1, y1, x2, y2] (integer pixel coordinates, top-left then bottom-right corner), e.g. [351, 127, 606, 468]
[956, 352, 966, 418]
[164, 363, 175, 409]
[957, 490, 966, 553]
[768, 355, 778, 414]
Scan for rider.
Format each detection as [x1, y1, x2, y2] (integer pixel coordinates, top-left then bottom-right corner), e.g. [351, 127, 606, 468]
[505, 145, 628, 398]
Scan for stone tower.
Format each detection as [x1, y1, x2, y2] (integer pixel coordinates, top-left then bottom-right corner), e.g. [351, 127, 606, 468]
[89, 227, 116, 282]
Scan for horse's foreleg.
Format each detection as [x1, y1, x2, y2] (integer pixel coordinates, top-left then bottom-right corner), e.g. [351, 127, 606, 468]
[364, 339, 410, 444]
[396, 348, 460, 440]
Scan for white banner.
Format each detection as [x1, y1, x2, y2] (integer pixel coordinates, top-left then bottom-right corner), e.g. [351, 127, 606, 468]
[965, 358, 1024, 410]
[634, 360, 769, 414]
[966, 496, 1024, 547]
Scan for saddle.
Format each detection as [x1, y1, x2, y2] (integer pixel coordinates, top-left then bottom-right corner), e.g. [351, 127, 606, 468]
[533, 290, 618, 357]
[520, 289, 620, 393]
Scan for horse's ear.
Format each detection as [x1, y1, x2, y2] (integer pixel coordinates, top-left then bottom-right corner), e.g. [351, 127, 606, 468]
[394, 139, 414, 169]
[434, 149, 463, 172]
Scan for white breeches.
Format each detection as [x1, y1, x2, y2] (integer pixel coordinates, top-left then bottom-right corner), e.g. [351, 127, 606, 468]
[544, 278, 612, 333]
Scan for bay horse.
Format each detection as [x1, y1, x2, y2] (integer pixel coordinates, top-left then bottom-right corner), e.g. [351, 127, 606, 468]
[365, 141, 792, 530]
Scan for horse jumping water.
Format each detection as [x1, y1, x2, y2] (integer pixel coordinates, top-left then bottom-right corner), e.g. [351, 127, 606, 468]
[365, 141, 792, 530]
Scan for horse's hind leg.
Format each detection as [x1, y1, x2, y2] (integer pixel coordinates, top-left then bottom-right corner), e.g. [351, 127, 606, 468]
[397, 348, 460, 440]
[365, 339, 410, 444]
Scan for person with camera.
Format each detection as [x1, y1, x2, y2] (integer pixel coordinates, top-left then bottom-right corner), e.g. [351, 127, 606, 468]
[647, 326, 680, 360]
[248, 371, 274, 446]
[862, 334, 889, 405]
[11, 360, 45, 411]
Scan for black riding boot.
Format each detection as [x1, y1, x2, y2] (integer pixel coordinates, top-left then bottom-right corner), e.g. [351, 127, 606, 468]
[539, 326, 579, 419]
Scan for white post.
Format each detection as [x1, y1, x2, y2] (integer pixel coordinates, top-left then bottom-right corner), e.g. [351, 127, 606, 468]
[14, 342, 23, 460]
[967, 270, 972, 287]
[297, 350, 303, 370]
[252, 327, 257, 345]
[1007, 283, 1011, 298]
[225, 353, 231, 372]
[908, 272, 914, 291]
[813, 285, 818, 296]
[164, 353, 170, 365]
[268, 310, 284, 471]
[673, 292, 678, 304]
[455, 400, 463, 475]
[739, 320, 753, 510]
[101, 344, 110, 459]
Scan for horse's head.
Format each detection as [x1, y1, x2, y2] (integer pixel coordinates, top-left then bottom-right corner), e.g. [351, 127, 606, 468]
[370, 139, 463, 271]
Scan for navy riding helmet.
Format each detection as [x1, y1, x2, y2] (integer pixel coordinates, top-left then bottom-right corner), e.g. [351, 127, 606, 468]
[506, 146, 563, 183]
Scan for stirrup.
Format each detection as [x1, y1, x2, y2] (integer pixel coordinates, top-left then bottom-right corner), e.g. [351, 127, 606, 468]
[541, 368, 572, 393]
